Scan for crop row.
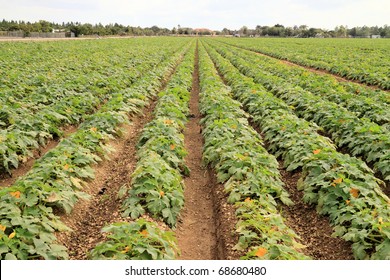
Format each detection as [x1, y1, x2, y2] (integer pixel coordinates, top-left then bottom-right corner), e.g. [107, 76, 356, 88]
[203, 41, 390, 259]
[89, 42, 196, 260]
[221, 38, 390, 90]
[0, 39, 176, 127]
[0, 39, 189, 175]
[216, 42, 390, 129]
[0, 41, 191, 260]
[198, 42, 309, 260]
[207, 40, 390, 183]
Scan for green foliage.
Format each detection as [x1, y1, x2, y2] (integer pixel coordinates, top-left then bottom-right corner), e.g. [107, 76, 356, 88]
[198, 44, 308, 260]
[0, 38, 193, 259]
[223, 38, 390, 90]
[235, 201, 310, 260]
[89, 219, 178, 260]
[203, 39, 390, 260]
[121, 43, 195, 228]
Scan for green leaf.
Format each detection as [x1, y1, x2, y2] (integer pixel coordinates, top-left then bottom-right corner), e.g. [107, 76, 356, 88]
[5, 253, 17, 260]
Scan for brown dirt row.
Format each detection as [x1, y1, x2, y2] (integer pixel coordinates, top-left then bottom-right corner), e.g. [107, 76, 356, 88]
[175, 43, 238, 260]
[56, 110, 155, 259]
[0, 125, 77, 187]
[278, 165, 354, 260]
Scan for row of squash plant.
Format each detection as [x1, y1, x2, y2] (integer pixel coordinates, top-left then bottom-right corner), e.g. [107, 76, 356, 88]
[203, 40, 390, 260]
[221, 38, 390, 90]
[215, 41, 389, 130]
[207, 40, 390, 184]
[89, 42, 196, 260]
[0, 40, 191, 260]
[0, 39, 189, 174]
[198, 42, 310, 260]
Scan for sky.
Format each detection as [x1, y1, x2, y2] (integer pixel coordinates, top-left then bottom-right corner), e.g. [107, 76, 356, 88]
[1, 0, 389, 30]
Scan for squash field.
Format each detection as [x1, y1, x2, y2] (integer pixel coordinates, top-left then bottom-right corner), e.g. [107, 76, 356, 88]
[0, 37, 389, 260]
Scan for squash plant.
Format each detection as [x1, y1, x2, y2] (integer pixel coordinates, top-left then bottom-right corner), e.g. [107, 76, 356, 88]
[122, 43, 195, 228]
[0, 39, 192, 260]
[89, 219, 177, 260]
[204, 41, 389, 260]
[209, 41, 390, 183]
[198, 43, 309, 260]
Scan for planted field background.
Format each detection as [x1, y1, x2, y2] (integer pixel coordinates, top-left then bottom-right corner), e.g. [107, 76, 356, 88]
[0, 37, 389, 260]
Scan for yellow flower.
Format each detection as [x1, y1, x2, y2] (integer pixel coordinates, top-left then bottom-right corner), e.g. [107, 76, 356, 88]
[9, 231, 16, 239]
[349, 188, 359, 198]
[140, 229, 148, 237]
[255, 247, 267, 257]
[313, 149, 321, 155]
[333, 178, 343, 184]
[121, 246, 130, 254]
[10, 191, 21, 199]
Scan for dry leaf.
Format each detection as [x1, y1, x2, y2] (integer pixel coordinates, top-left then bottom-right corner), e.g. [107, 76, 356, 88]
[46, 193, 59, 203]
[70, 177, 83, 189]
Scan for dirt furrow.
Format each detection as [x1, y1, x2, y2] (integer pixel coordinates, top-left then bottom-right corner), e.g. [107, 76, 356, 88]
[56, 107, 156, 259]
[278, 164, 354, 260]
[176, 43, 219, 260]
[249, 123, 354, 260]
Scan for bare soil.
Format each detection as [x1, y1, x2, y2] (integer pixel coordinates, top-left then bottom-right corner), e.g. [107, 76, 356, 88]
[176, 43, 239, 260]
[0, 125, 77, 187]
[175, 44, 218, 259]
[211, 181, 241, 260]
[278, 165, 354, 260]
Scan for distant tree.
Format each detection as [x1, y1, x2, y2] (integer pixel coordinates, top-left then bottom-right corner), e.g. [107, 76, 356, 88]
[335, 25, 347, 37]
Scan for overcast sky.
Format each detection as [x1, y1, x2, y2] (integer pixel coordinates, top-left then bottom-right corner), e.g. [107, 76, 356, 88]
[1, 0, 389, 30]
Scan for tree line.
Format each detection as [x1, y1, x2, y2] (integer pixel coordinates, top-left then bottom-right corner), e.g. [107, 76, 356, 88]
[1, 19, 389, 38]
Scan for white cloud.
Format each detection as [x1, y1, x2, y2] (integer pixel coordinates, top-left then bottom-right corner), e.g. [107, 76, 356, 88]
[0, 0, 388, 30]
